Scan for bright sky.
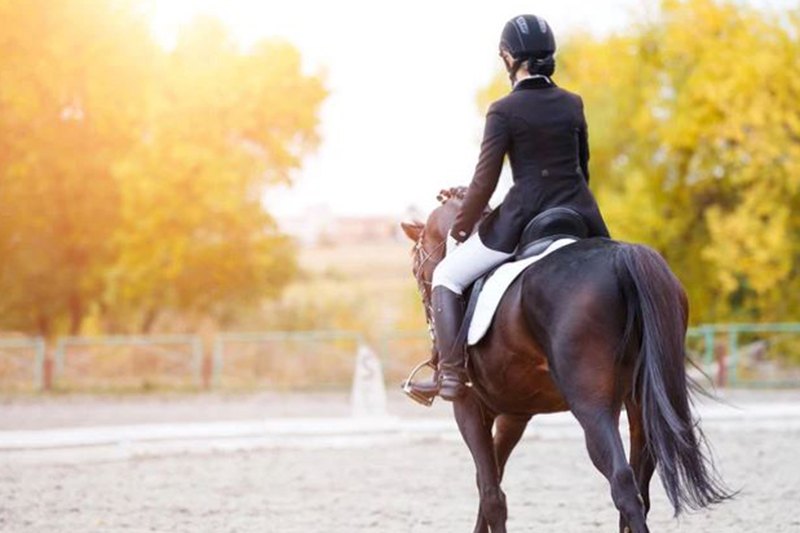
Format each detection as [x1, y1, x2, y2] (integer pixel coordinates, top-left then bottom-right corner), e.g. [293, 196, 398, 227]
[150, 0, 795, 219]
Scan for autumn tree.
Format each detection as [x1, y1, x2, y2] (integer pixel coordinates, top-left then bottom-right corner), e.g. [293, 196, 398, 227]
[0, 0, 156, 336]
[479, 0, 800, 323]
[106, 17, 325, 332]
[0, 2, 326, 336]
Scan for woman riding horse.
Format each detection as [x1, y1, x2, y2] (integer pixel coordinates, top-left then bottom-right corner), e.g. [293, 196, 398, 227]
[407, 15, 610, 400]
[401, 16, 730, 532]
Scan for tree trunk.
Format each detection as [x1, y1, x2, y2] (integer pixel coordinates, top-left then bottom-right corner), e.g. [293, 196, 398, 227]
[140, 307, 159, 334]
[68, 292, 83, 335]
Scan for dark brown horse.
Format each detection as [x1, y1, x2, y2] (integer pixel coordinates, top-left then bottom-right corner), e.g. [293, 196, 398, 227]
[400, 189, 730, 533]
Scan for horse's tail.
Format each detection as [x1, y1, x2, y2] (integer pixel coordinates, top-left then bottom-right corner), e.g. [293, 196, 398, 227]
[616, 243, 732, 516]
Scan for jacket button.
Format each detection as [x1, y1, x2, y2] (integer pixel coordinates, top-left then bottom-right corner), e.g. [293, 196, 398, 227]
[541, 169, 549, 177]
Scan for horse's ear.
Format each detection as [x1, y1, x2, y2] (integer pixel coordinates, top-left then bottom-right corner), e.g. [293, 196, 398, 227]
[400, 220, 424, 242]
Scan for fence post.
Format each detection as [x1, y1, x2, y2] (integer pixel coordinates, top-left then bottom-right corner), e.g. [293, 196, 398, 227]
[191, 336, 204, 388]
[727, 326, 739, 386]
[702, 325, 715, 367]
[42, 341, 57, 391]
[33, 338, 46, 391]
[211, 336, 223, 389]
[54, 339, 66, 380]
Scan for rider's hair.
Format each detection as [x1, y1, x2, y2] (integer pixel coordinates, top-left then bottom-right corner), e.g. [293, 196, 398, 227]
[528, 55, 555, 76]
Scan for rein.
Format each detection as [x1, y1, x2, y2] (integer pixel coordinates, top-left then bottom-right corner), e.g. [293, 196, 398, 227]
[408, 187, 490, 349]
[412, 227, 445, 342]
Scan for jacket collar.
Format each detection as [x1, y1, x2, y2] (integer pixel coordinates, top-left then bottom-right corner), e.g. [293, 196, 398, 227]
[513, 76, 556, 91]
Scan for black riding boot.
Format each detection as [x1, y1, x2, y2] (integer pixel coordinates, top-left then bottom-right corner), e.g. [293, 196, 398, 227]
[402, 286, 467, 403]
[431, 286, 467, 400]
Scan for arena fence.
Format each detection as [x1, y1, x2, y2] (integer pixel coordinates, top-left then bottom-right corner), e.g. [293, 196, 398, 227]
[211, 331, 364, 390]
[686, 323, 800, 388]
[1, 323, 799, 392]
[53, 335, 204, 391]
[0, 337, 46, 391]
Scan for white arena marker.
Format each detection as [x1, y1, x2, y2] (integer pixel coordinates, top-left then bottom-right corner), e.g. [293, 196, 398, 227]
[350, 345, 388, 419]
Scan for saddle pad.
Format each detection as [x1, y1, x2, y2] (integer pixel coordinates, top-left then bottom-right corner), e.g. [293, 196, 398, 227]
[467, 238, 577, 346]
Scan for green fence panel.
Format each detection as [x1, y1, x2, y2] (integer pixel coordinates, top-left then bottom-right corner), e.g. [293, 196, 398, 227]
[212, 331, 364, 390]
[694, 323, 800, 388]
[54, 335, 203, 390]
[0, 337, 46, 391]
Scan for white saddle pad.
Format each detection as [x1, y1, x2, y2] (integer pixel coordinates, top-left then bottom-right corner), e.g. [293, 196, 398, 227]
[467, 238, 577, 346]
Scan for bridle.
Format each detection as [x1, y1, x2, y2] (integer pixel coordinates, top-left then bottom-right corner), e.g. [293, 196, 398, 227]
[411, 226, 446, 341]
[407, 188, 488, 349]
[410, 200, 490, 337]
[400, 224, 447, 396]
[403, 189, 490, 384]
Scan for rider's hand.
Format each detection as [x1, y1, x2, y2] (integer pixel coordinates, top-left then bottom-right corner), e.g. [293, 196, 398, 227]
[446, 234, 461, 256]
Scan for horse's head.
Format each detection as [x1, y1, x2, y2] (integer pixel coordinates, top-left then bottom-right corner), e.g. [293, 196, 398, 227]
[400, 187, 466, 301]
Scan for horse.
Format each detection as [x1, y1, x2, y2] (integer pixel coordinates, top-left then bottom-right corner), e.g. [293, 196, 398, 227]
[400, 188, 730, 533]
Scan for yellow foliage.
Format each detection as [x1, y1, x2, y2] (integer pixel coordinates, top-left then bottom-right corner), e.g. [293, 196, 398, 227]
[0, 2, 326, 336]
[480, 0, 800, 322]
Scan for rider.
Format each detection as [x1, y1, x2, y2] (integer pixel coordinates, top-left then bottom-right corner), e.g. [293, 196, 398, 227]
[412, 15, 610, 401]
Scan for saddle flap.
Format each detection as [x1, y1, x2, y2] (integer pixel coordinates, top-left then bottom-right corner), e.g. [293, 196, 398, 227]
[467, 238, 577, 346]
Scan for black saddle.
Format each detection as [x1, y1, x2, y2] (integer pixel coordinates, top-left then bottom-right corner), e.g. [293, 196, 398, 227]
[515, 207, 588, 259]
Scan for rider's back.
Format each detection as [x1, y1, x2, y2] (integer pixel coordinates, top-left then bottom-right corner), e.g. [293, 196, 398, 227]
[493, 80, 587, 181]
[474, 77, 609, 253]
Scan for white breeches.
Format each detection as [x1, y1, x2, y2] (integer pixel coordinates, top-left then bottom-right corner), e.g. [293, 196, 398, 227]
[431, 232, 514, 295]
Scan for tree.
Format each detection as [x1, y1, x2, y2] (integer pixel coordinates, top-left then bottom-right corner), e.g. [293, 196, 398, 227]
[0, 0, 156, 336]
[105, 17, 325, 332]
[479, 0, 800, 323]
[0, 3, 326, 336]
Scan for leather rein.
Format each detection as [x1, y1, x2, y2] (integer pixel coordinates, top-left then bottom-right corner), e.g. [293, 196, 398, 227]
[412, 227, 445, 342]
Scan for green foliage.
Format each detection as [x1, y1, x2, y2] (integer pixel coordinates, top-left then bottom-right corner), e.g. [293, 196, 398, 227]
[482, 0, 800, 323]
[0, 2, 326, 337]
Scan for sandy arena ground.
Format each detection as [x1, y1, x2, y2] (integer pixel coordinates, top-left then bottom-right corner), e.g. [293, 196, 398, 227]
[1, 390, 799, 532]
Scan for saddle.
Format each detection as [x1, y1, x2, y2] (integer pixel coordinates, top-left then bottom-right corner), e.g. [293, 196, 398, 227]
[461, 206, 588, 340]
[515, 206, 589, 259]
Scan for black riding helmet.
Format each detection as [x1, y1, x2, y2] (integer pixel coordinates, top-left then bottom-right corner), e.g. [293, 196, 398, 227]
[499, 15, 556, 82]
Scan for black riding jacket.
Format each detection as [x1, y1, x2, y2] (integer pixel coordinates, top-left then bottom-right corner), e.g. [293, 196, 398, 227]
[452, 76, 610, 253]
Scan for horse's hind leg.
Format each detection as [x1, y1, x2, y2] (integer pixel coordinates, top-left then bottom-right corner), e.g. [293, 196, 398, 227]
[572, 404, 648, 533]
[494, 414, 531, 479]
[473, 414, 531, 533]
[622, 397, 656, 530]
[453, 391, 508, 533]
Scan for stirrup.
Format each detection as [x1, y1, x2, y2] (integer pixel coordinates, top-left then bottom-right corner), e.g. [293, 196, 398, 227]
[401, 359, 437, 407]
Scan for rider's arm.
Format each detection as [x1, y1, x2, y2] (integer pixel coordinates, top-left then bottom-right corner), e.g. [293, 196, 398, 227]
[451, 104, 510, 242]
[577, 96, 590, 184]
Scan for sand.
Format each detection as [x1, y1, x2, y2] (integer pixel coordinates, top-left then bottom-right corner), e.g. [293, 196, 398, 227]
[1, 391, 799, 532]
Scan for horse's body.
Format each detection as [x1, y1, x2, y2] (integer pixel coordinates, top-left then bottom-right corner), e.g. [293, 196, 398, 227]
[402, 193, 729, 533]
[472, 239, 622, 415]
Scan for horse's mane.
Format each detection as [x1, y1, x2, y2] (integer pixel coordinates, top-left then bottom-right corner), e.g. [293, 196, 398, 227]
[436, 187, 468, 204]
